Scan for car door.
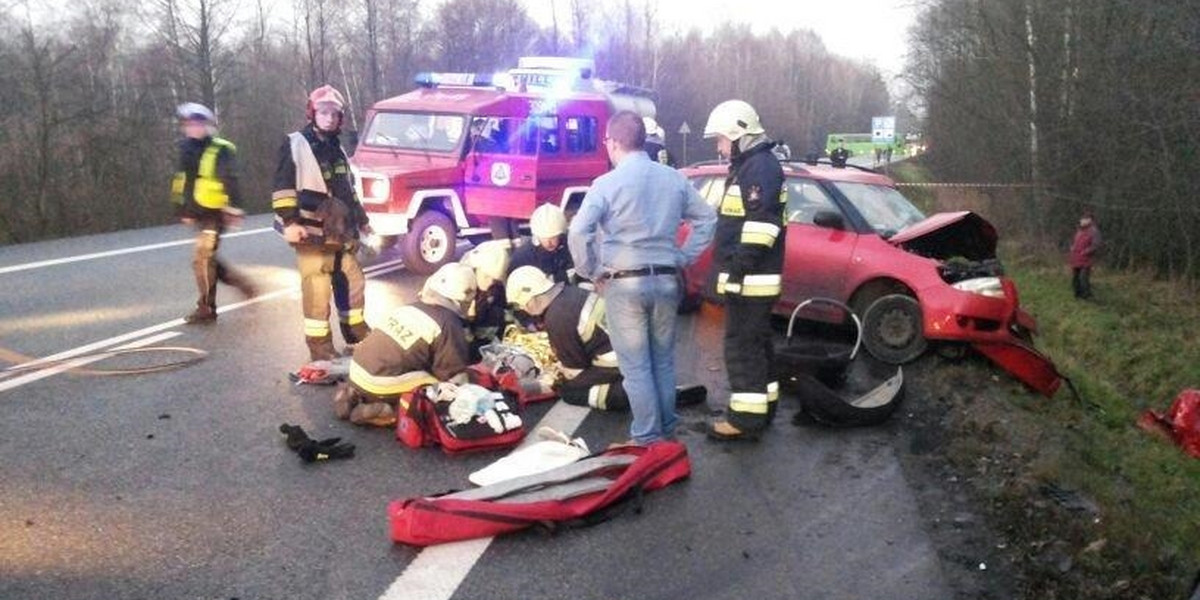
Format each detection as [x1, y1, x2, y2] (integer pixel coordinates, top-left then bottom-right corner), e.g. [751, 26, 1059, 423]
[464, 116, 538, 219]
[780, 177, 859, 308]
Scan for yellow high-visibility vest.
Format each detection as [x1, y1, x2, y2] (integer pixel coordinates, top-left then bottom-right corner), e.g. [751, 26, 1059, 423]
[171, 137, 235, 209]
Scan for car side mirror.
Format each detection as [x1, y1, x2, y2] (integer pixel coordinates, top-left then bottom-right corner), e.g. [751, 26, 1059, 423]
[813, 210, 845, 230]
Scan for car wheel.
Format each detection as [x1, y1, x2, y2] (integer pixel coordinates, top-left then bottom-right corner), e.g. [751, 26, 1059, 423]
[401, 210, 457, 275]
[862, 293, 928, 364]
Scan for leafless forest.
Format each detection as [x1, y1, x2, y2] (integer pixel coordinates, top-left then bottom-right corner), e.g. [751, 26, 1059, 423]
[2, 0, 1196, 281]
[0, 0, 888, 244]
[906, 0, 1200, 278]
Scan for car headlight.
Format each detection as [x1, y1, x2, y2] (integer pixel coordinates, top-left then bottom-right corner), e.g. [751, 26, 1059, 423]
[952, 276, 1005, 298]
[361, 176, 391, 204]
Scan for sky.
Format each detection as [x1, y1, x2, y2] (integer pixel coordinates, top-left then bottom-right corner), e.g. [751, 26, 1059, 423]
[525, 0, 920, 78]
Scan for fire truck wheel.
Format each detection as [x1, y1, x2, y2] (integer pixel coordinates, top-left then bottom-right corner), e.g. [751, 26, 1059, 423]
[861, 293, 928, 364]
[402, 210, 457, 275]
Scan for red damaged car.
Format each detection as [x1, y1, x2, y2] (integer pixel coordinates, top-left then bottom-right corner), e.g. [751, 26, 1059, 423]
[682, 160, 1061, 397]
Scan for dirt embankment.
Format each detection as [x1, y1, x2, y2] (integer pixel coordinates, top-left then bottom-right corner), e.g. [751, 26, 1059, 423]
[887, 354, 1193, 600]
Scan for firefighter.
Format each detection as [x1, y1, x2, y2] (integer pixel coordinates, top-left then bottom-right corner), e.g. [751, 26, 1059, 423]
[273, 85, 373, 361]
[642, 116, 675, 167]
[703, 100, 786, 441]
[170, 102, 256, 323]
[830, 138, 850, 168]
[509, 203, 574, 283]
[506, 266, 707, 411]
[460, 240, 512, 360]
[334, 262, 476, 426]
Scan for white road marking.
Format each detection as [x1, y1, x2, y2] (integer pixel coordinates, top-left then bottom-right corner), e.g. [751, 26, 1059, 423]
[1, 256, 411, 393]
[0, 331, 181, 392]
[379, 402, 593, 600]
[0, 227, 273, 275]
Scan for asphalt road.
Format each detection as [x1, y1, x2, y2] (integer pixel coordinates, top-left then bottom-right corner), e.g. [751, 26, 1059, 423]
[0, 214, 955, 600]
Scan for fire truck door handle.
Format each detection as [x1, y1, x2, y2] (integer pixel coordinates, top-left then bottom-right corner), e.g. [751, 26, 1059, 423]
[519, 174, 533, 182]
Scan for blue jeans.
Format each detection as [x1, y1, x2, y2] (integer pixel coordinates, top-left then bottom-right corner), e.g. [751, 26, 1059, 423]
[601, 274, 681, 444]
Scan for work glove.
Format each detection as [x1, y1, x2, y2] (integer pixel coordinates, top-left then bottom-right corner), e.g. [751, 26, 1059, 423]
[279, 423, 356, 463]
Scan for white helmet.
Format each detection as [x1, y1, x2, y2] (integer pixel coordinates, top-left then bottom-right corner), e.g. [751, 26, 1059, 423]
[642, 116, 665, 140]
[506, 266, 556, 311]
[530, 204, 567, 241]
[421, 262, 477, 308]
[176, 102, 216, 124]
[461, 240, 512, 290]
[703, 100, 765, 141]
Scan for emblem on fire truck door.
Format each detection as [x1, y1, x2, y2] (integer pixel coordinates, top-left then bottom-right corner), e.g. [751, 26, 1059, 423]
[490, 162, 512, 186]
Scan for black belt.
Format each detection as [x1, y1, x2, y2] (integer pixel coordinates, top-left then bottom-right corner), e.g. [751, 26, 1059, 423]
[602, 265, 677, 280]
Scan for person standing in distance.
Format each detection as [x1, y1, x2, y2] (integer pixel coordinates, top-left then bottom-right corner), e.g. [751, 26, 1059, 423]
[568, 111, 716, 446]
[703, 100, 787, 442]
[170, 102, 256, 324]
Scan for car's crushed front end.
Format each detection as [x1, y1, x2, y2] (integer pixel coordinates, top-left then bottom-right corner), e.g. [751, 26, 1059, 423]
[894, 211, 1062, 396]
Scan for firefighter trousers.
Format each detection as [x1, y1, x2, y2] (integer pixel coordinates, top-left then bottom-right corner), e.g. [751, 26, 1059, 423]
[296, 244, 369, 360]
[192, 222, 252, 311]
[558, 366, 630, 411]
[724, 296, 779, 432]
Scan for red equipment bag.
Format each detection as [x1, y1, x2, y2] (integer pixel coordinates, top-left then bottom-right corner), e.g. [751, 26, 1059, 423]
[395, 385, 526, 455]
[468, 363, 557, 407]
[388, 441, 691, 546]
[1138, 388, 1200, 459]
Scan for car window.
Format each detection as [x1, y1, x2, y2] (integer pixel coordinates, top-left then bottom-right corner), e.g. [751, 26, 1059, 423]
[831, 181, 926, 238]
[691, 176, 712, 202]
[565, 116, 597, 153]
[471, 117, 532, 155]
[703, 177, 727, 207]
[785, 178, 839, 225]
[364, 111, 466, 152]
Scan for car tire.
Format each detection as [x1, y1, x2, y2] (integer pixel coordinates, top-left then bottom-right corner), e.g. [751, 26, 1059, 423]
[862, 293, 928, 364]
[401, 210, 457, 275]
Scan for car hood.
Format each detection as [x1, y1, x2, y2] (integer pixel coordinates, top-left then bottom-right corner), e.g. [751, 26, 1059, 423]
[351, 150, 461, 176]
[889, 211, 997, 261]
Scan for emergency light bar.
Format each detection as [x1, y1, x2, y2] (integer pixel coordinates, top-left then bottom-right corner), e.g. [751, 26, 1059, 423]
[414, 72, 500, 88]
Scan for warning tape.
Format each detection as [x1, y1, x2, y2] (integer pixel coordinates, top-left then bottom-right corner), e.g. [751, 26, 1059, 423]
[894, 182, 1041, 189]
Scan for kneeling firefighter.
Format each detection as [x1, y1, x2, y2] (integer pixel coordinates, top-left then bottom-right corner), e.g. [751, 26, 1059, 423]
[506, 266, 706, 411]
[334, 263, 476, 426]
[460, 240, 512, 361]
[703, 99, 786, 441]
[509, 203, 574, 284]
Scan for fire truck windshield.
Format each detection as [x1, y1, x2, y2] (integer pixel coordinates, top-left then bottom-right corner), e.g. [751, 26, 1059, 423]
[363, 112, 467, 153]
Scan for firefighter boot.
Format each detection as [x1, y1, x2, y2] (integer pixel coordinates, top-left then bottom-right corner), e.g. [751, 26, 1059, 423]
[306, 335, 339, 361]
[340, 321, 372, 345]
[707, 419, 761, 442]
[184, 304, 217, 324]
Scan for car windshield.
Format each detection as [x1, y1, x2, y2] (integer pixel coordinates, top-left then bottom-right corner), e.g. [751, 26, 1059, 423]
[362, 112, 467, 152]
[830, 181, 926, 238]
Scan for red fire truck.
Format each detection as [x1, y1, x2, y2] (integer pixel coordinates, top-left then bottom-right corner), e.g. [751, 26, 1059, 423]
[350, 57, 657, 274]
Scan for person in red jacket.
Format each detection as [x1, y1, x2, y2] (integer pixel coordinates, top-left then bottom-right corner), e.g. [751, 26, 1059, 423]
[1069, 212, 1101, 299]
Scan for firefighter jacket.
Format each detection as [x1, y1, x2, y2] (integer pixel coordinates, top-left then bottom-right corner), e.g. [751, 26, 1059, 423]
[510, 239, 574, 283]
[349, 302, 470, 397]
[713, 141, 786, 301]
[272, 124, 369, 246]
[469, 284, 507, 342]
[644, 141, 675, 167]
[543, 285, 618, 378]
[171, 136, 241, 217]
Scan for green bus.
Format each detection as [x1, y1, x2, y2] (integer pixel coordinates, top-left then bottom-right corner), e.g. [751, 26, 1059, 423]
[825, 133, 905, 159]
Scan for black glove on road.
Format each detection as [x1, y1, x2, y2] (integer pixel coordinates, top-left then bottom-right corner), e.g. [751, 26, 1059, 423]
[279, 423, 356, 463]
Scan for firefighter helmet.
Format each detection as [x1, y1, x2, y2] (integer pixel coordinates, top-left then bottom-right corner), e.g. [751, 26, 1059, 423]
[306, 85, 346, 121]
[506, 266, 556, 311]
[703, 100, 765, 141]
[643, 116, 665, 140]
[422, 262, 477, 307]
[461, 240, 512, 291]
[530, 204, 567, 241]
[176, 102, 216, 124]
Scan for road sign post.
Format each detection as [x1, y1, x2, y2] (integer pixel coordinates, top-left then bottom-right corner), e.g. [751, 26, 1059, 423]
[678, 121, 691, 166]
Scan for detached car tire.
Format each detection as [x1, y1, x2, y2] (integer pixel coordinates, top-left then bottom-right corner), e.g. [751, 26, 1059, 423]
[862, 293, 928, 364]
[402, 210, 456, 275]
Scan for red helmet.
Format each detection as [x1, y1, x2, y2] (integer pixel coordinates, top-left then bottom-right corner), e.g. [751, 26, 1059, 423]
[306, 85, 346, 121]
